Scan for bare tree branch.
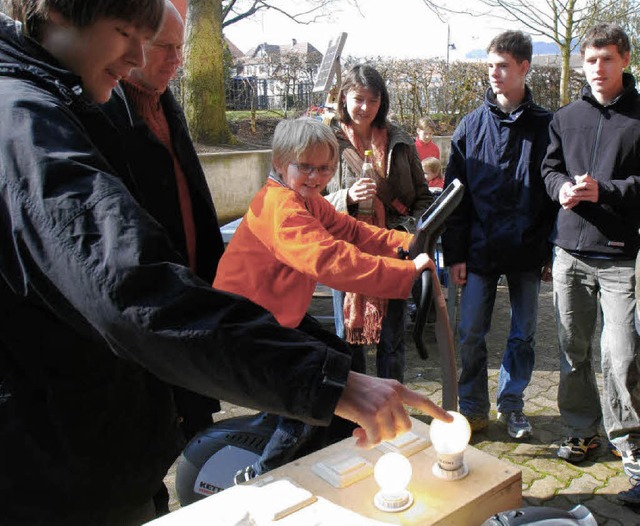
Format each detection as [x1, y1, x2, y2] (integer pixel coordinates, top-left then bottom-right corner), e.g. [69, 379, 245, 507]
[222, 0, 352, 28]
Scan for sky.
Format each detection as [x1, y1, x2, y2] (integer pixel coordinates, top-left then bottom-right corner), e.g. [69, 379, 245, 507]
[223, 0, 520, 61]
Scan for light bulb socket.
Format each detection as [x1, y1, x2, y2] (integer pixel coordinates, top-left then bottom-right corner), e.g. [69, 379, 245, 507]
[432, 452, 469, 481]
[373, 489, 414, 512]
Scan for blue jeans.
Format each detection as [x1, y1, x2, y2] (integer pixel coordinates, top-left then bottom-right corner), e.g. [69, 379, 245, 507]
[253, 417, 314, 475]
[553, 247, 640, 453]
[458, 271, 540, 417]
[332, 289, 407, 382]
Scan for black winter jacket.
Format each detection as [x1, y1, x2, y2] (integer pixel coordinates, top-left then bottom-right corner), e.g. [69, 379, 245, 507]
[0, 15, 349, 525]
[543, 73, 640, 258]
[102, 86, 223, 437]
[442, 87, 556, 274]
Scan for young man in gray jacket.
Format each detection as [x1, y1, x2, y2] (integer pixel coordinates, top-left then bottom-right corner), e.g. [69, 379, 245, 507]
[542, 23, 640, 504]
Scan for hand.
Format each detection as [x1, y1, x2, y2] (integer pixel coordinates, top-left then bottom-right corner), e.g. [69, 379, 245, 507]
[572, 174, 599, 203]
[541, 262, 552, 282]
[413, 253, 435, 276]
[449, 262, 467, 286]
[334, 371, 452, 448]
[559, 174, 598, 209]
[559, 181, 579, 209]
[347, 178, 377, 205]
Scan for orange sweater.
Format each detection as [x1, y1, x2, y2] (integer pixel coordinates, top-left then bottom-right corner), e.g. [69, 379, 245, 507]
[213, 178, 417, 328]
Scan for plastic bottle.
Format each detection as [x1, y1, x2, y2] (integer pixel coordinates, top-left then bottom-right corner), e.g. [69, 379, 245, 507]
[359, 149, 375, 215]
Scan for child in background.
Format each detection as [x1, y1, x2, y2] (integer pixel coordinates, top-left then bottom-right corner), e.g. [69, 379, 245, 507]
[415, 117, 441, 161]
[214, 117, 433, 482]
[422, 156, 444, 191]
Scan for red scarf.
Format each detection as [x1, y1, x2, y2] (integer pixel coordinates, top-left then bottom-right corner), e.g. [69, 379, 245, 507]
[340, 123, 391, 345]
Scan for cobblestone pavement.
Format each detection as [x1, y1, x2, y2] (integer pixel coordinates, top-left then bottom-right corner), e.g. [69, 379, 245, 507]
[165, 281, 640, 524]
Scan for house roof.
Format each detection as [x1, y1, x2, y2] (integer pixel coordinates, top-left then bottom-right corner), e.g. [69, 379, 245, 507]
[240, 41, 322, 65]
[225, 38, 244, 60]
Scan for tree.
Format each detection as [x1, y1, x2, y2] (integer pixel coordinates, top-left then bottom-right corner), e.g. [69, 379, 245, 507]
[184, 0, 231, 144]
[420, 0, 640, 106]
[183, 0, 354, 145]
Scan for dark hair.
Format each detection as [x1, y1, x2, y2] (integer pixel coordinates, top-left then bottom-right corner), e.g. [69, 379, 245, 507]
[487, 30, 532, 64]
[337, 64, 389, 128]
[7, 0, 164, 39]
[580, 23, 630, 57]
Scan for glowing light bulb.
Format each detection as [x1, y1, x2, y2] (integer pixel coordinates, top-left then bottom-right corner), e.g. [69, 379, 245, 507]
[373, 452, 414, 512]
[429, 411, 471, 480]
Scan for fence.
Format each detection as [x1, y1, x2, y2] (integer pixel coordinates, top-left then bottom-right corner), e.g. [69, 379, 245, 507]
[225, 77, 322, 112]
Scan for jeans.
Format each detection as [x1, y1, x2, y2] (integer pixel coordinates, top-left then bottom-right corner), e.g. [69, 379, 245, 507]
[553, 247, 640, 453]
[457, 270, 540, 417]
[332, 289, 407, 382]
[253, 417, 314, 475]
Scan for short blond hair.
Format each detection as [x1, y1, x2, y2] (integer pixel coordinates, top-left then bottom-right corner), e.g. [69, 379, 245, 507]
[417, 117, 435, 132]
[422, 157, 442, 175]
[271, 117, 339, 170]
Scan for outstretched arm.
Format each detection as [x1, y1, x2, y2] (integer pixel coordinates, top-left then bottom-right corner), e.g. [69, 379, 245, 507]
[335, 371, 452, 448]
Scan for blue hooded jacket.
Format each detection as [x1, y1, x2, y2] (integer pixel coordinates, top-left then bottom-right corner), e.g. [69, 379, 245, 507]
[442, 87, 556, 275]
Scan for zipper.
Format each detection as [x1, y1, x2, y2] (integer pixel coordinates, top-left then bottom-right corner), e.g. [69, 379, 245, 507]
[576, 110, 604, 251]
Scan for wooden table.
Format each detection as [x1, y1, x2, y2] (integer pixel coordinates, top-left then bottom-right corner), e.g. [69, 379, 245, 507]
[146, 417, 521, 525]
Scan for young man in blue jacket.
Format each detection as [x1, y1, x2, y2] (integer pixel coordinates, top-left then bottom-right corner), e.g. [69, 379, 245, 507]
[442, 30, 555, 440]
[542, 23, 640, 504]
[0, 1, 450, 524]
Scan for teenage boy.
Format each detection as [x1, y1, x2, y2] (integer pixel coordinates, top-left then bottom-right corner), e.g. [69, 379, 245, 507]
[0, 1, 450, 524]
[542, 24, 640, 501]
[442, 30, 555, 440]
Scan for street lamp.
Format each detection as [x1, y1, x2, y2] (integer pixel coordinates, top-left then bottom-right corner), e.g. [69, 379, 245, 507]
[446, 23, 457, 66]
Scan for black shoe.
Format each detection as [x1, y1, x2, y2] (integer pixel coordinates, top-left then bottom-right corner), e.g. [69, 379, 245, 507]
[557, 435, 601, 463]
[234, 465, 257, 485]
[618, 478, 640, 505]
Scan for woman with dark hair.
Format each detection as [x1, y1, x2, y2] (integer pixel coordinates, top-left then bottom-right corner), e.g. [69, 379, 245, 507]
[325, 64, 432, 382]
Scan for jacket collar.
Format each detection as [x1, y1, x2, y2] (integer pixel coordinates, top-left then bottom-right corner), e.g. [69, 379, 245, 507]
[580, 71, 637, 108]
[0, 13, 85, 105]
[485, 85, 534, 120]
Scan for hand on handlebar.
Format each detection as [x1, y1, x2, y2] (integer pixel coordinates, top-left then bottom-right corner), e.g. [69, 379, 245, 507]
[413, 253, 435, 276]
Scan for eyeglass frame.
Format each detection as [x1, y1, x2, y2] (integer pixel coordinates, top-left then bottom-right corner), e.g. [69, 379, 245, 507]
[289, 162, 336, 177]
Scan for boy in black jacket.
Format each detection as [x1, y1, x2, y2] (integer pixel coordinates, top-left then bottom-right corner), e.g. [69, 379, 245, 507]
[542, 23, 640, 504]
[0, 1, 450, 524]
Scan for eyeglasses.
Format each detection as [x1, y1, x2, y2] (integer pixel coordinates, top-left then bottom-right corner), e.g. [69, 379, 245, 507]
[290, 163, 335, 177]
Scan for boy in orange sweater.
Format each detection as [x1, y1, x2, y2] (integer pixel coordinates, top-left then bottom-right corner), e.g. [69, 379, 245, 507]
[214, 117, 432, 481]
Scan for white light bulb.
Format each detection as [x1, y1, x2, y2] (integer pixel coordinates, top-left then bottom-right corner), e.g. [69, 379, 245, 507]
[373, 452, 414, 512]
[429, 411, 471, 480]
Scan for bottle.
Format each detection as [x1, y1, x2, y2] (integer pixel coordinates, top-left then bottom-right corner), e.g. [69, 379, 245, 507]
[359, 149, 375, 215]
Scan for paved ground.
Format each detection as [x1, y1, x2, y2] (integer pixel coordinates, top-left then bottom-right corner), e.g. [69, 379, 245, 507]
[164, 280, 640, 525]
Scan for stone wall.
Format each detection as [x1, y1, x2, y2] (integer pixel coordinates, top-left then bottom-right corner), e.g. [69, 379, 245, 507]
[198, 150, 272, 224]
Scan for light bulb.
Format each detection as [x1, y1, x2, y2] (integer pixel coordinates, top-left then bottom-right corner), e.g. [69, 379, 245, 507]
[373, 452, 414, 512]
[429, 411, 471, 480]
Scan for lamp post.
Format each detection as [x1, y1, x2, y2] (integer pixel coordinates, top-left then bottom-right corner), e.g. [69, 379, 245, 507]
[444, 23, 456, 114]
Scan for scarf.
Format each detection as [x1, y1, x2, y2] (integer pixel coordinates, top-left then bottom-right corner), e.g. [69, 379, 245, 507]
[340, 123, 391, 345]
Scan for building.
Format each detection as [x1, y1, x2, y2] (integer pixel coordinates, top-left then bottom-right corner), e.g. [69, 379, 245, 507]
[229, 39, 323, 111]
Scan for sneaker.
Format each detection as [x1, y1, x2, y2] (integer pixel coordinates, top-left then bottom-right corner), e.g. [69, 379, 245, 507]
[497, 411, 532, 440]
[233, 465, 257, 485]
[461, 413, 489, 432]
[621, 448, 640, 479]
[618, 478, 640, 505]
[557, 435, 601, 463]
